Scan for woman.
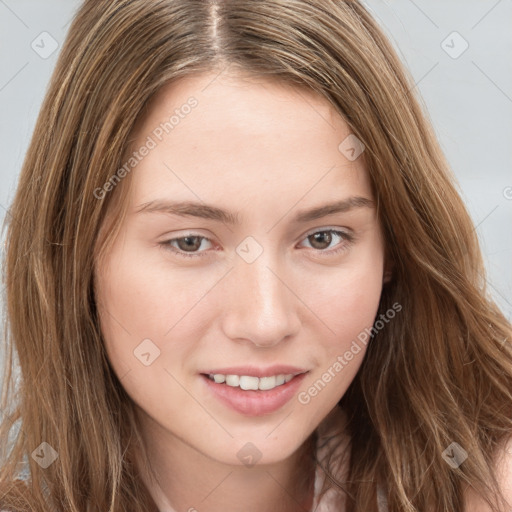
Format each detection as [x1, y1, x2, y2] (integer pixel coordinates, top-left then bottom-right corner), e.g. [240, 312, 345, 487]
[1, 0, 511, 511]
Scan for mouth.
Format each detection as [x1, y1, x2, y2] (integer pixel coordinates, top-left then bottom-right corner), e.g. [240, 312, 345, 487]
[199, 368, 309, 416]
[202, 372, 302, 391]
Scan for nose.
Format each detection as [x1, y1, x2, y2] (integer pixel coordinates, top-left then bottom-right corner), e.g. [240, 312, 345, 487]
[220, 255, 301, 348]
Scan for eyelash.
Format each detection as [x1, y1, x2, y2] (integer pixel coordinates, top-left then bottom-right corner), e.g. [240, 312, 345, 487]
[159, 229, 354, 260]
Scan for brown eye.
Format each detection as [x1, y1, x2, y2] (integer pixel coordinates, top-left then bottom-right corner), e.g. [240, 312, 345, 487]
[307, 231, 333, 250]
[160, 234, 213, 259]
[299, 229, 354, 255]
[175, 236, 203, 252]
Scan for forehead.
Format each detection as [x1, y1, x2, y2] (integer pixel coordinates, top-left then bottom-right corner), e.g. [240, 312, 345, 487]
[125, 71, 372, 215]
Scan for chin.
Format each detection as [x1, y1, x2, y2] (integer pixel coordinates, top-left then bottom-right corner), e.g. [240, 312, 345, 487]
[206, 430, 307, 468]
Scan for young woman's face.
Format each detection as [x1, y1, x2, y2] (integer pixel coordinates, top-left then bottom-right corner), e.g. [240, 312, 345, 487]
[94, 71, 387, 466]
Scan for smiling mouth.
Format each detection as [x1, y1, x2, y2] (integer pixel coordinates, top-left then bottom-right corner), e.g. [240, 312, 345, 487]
[203, 372, 303, 391]
[200, 371, 309, 416]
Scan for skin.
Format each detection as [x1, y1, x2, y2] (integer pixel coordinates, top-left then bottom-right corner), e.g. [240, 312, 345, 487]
[94, 69, 392, 512]
[463, 436, 512, 511]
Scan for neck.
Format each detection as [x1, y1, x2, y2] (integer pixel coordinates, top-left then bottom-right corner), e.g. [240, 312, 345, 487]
[134, 412, 317, 512]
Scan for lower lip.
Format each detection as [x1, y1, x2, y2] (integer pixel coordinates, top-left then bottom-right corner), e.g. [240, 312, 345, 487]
[201, 373, 308, 416]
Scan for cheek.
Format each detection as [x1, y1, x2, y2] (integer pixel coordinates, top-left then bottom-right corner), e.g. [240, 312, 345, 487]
[96, 240, 205, 337]
[294, 263, 383, 416]
[95, 242, 217, 388]
[303, 248, 384, 365]
[310, 252, 383, 326]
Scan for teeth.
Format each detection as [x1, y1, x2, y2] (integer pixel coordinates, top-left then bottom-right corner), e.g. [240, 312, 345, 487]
[225, 375, 239, 386]
[239, 376, 259, 390]
[258, 376, 276, 390]
[208, 373, 297, 391]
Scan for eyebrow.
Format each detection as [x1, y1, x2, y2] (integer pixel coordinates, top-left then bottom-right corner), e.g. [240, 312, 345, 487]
[134, 196, 374, 225]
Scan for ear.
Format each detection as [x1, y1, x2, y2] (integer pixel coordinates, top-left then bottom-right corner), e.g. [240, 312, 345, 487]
[382, 260, 394, 284]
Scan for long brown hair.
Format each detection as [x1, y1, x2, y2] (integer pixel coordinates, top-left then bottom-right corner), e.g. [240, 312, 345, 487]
[1, 0, 511, 510]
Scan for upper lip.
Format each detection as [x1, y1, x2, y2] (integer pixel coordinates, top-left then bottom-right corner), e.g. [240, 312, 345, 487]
[200, 365, 308, 378]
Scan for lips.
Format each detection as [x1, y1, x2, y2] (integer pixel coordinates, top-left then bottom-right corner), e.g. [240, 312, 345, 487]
[199, 366, 309, 416]
[199, 365, 307, 378]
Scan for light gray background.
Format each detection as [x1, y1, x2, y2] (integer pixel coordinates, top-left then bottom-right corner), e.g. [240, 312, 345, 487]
[1, 0, 511, 373]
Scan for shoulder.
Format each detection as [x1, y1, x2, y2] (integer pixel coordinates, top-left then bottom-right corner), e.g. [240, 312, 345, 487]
[464, 437, 512, 511]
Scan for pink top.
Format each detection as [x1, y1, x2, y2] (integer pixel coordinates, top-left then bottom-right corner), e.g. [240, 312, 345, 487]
[311, 406, 388, 511]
